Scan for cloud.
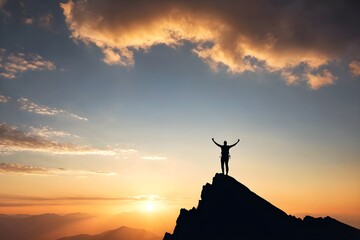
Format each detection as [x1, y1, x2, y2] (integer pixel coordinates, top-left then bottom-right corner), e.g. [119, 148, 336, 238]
[306, 69, 337, 90]
[0, 93, 10, 103]
[0, 95, 86, 121]
[0, 194, 162, 202]
[141, 156, 167, 161]
[24, 17, 33, 25]
[0, 0, 6, 9]
[349, 61, 360, 76]
[0, 194, 165, 207]
[0, 0, 10, 18]
[29, 126, 78, 139]
[115, 148, 138, 154]
[0, 162, 117, 176]
[38, 13, 53, 29]
[61, 0, 360, 89]
[0, 122, 116, 155]
[0, 162, 47, 174]
[0, 0, 55, 29]
[0, 49, 55, 79]
[280, 71, 300, 86]
[18, 97, 88, 121]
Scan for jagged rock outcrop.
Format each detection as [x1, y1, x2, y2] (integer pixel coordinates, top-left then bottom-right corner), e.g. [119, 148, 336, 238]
[164, 173, 360, 240]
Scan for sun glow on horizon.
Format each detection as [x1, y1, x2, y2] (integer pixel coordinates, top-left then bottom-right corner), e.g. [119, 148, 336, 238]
[146, 202, 155, 212]
[140, 195, 160, 212]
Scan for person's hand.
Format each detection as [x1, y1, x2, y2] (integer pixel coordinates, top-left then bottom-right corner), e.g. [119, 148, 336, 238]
[212, 138, 214, 140]
[238, 139, 240, 141]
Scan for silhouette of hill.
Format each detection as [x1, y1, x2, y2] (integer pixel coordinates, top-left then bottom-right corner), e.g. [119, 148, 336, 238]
[109, 210, 177, 235]
[164, 173, 360, 240]
[0, 214, 32, 218]
[0, 213, 92, 240]
[0, 211, 174, 240]
[58, 226, 161, 240]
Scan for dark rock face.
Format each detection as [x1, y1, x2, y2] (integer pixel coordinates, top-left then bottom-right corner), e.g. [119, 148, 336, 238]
[164, 174, 360, 240]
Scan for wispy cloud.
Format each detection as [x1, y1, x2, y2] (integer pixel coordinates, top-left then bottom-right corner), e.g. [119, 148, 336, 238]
[0, 162, 47, 174]
[0, 194, 163, 202]
[24, 18, 33, 25]
[0, 122, 115, 155]
[61, 0, 360, 90]
[0, 93, 11, 103]
[38, 13, 53, 29]
[23, 13, 54, 29]
[29, 126, 78, 139]
[0, 49, 55, 79]
[114, 148, 138, 154]
[0, 94, 87, 121]
[349, 61, 360, 76]
[141, 156, 167, 161]
[0, 162, 117, 176]
[0, 194, 166, 207]
[0, 0, 6, 8]
[0, 0, 10, 18]
[0, 0, 55, 30]
[18, 97, 88, 121]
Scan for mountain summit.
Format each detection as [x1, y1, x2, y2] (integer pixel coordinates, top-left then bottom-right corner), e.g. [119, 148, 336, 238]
[164, 173, 360, 240]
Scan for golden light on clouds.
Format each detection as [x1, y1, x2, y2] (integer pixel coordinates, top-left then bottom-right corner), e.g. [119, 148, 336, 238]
[349, 61, 360, 76]
[60, 0, 360, 89]
[306, 69, 337, 90]
[0, 162, 117, 176]
[0, 49, 55, 79]
[0, 123, 115, 156]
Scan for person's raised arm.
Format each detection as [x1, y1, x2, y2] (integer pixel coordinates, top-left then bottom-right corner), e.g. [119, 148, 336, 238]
[212, 138, 222, 147]
[229, 139, 240, 148]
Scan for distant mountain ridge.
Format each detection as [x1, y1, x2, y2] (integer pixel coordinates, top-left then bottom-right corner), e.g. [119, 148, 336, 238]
[58, 226, 160, 240]
[164, 173, 360, 240]
[0, 213, 92, 240]
[0, 211, 171, 240]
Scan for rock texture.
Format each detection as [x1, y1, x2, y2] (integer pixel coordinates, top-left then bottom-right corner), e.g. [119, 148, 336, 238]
[164, 173, 360, 240]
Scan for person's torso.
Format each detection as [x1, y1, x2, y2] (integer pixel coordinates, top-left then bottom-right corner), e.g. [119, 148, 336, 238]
[221, 146, 230, 155]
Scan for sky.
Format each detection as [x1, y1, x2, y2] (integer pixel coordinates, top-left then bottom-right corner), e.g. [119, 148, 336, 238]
[0, 0, 360, 232]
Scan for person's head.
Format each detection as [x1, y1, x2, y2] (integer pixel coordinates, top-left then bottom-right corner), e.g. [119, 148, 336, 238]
[224, 141, 227, 145]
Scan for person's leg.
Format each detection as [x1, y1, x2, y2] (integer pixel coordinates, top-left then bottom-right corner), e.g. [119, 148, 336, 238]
[221, 159, 225, 174]
[225, 160, 229, 175]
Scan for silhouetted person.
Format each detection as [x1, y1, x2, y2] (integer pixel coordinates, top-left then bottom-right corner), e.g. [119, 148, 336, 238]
[212, 138, 240, 175]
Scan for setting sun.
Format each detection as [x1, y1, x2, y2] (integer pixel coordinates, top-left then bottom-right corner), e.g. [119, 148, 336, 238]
[146, 202, 155, 212]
